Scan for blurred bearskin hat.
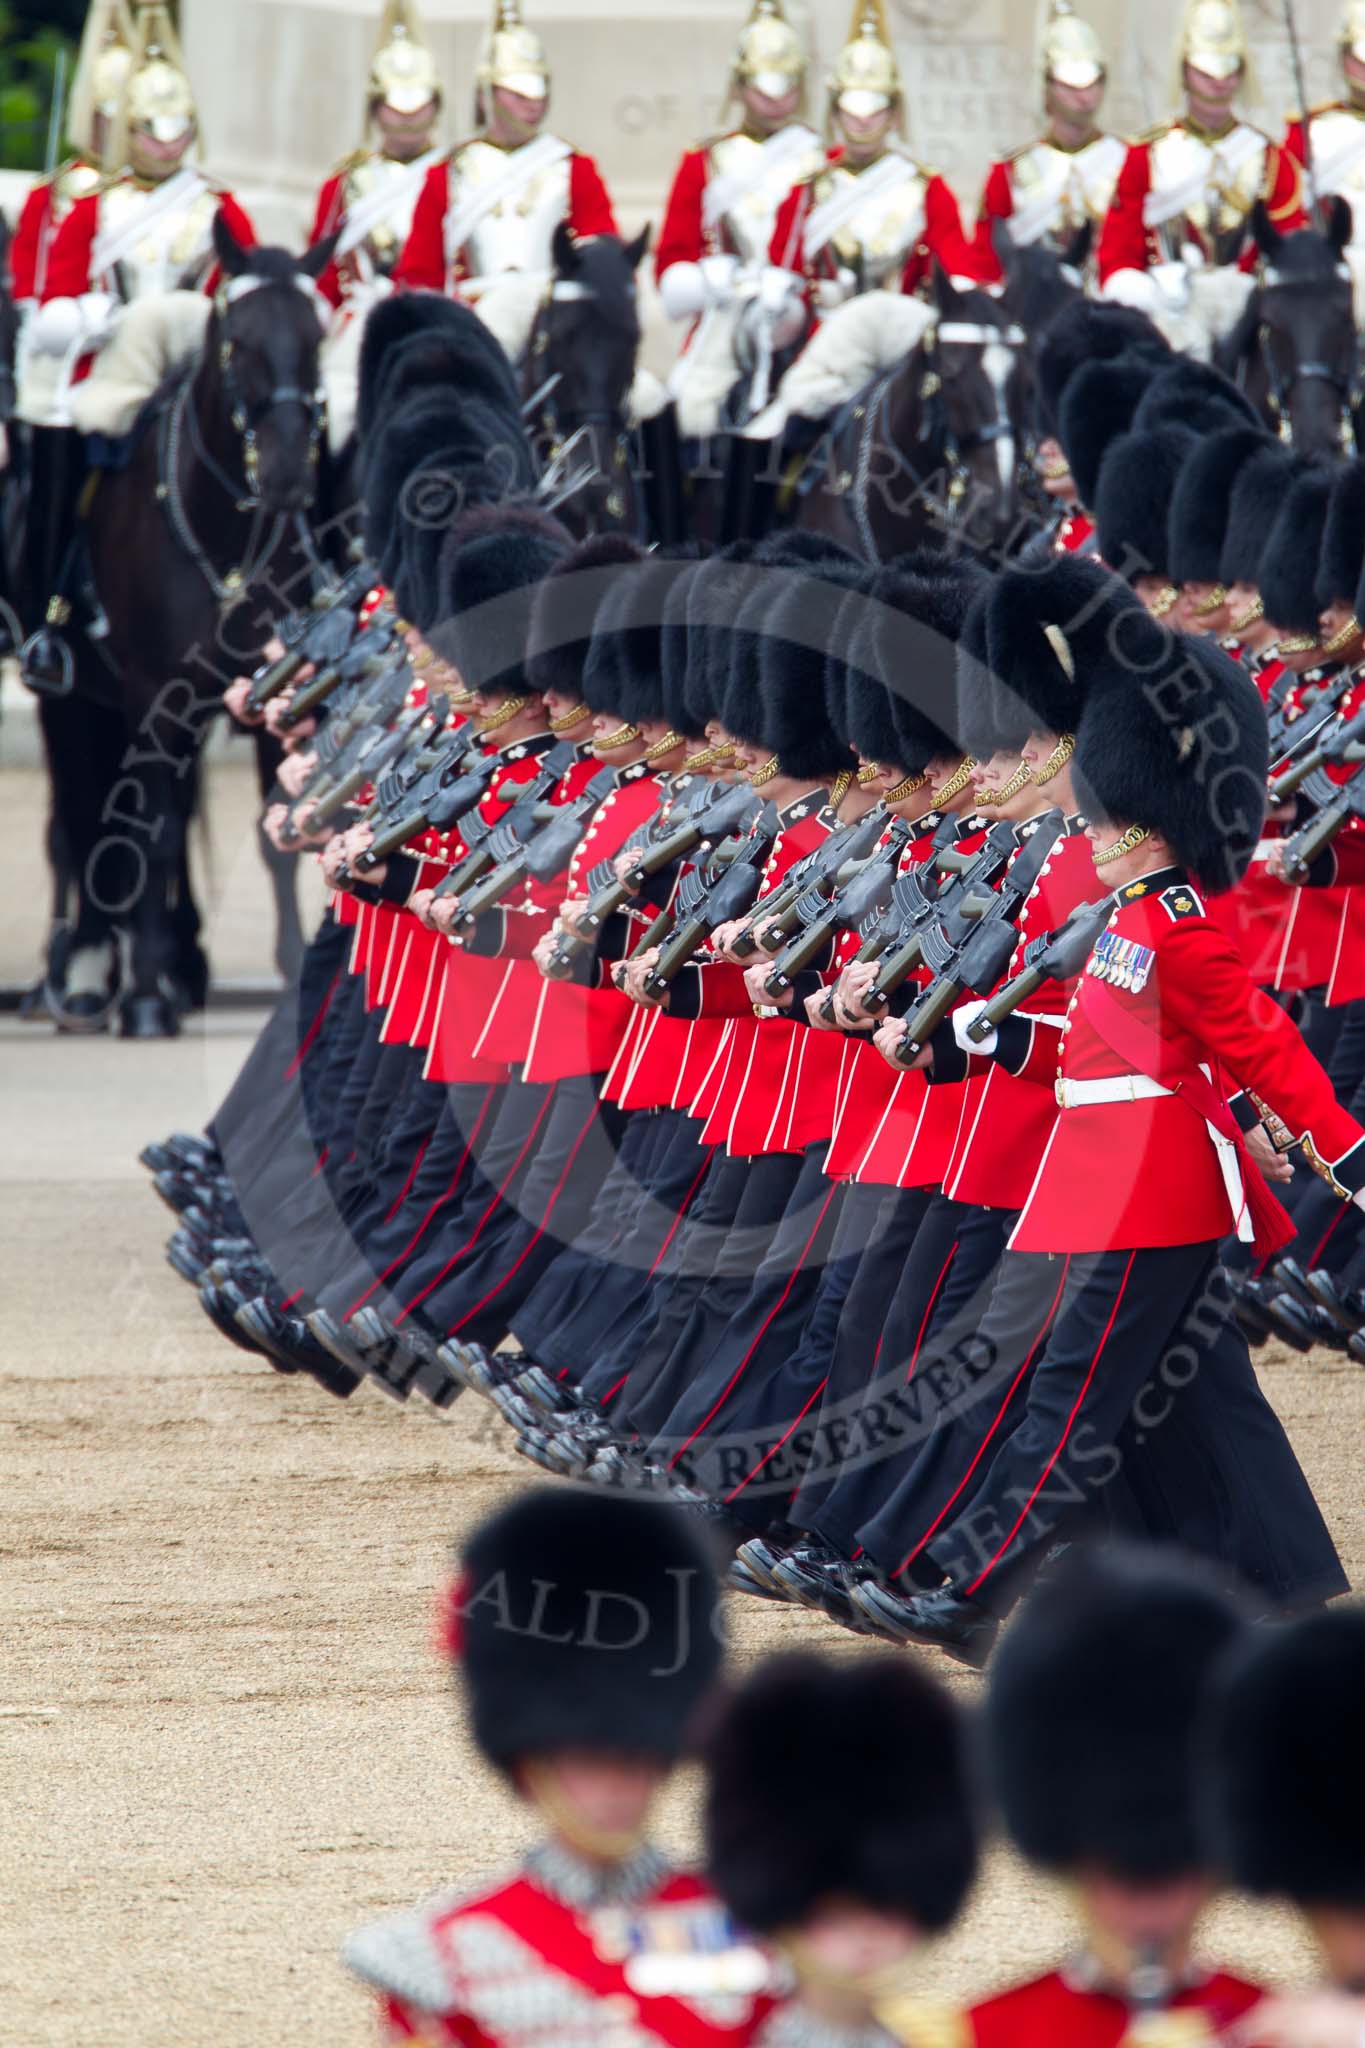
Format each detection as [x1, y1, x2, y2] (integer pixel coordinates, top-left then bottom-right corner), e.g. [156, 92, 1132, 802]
[1201, 1602, 1365, 1910]
[1131, 357, 1260, 437]
[1168, 425, 1274, 589]
[1219, 443, 1304, 590]
[1058, 356, 1157, 514]
[451, 1488, 723, 1773]
[705, 1651, 979, 1936]
[1094, 425, 1197, 586]
[1259, 461, 1337, 635]
[582, 554, 674, 725]
[1033, 298, 1169, 441]
[526, 533, 645, 701]
[1318, 458, 1365, 610]
[977, 554, 1149, 744]
[985, 1545, 1248, 1883]
[428, 501, 571, 692]
[1074, 631, 1269, 892]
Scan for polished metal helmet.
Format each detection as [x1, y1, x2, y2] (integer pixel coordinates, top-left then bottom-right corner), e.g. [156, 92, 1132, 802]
[368, 0, 442, 117]
[67, 0, 137, 158]
[477, 0, 550, 107]
[829, 0, 901, 120]
[1042, 0, 1105, 91]
[733, 1, 806, 103]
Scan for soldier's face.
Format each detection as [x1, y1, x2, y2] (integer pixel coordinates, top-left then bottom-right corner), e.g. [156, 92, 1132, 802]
[792, 1899, 922, 1998]
[836, 102, 896, 163]
[543, 1752, 666, 1849]
[1077, 1868, 1214, 1972]
[542, 688, 593, 741]
[489, 85, 548, 146]
[1133, 574, 1179, 617]
[375, 98, 439, 159]
[1045, 77, 1105, 128]
[740, 81, 803, 134]
[925, 753, 977, 811]
[1319, 598, 1364, 663]
[970, 748, 1032, 819]
[1176, 582, 1232, 637]
[1182, 61, 1242, 116]
[129, 124, 194, 181]
[1035, 438, 1076, 504]
[1084, 818, 1167, 886]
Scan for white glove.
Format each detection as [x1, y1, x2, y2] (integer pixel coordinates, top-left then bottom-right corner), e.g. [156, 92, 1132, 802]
[700, 253, 740, 303]
[658, 261, 708, 322]
[814, 267, 856, 311]
[27, 297, 86, 356]
[1148, 259, 1193, 312]
[952, 1000, 996, 1057]
[1098, 266, 1161, 315]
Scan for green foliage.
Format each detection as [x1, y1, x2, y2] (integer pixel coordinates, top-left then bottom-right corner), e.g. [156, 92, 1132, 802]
[0, 7, 78, 172]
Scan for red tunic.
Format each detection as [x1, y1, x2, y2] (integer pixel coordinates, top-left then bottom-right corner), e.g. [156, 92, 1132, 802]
[768, 148, 978, 296]
[9, 163, 99, 300]
[1096, 126, 1302, 282]
[1006, 871, 1365, 1255]
[40, 184, 256, 302]
[971, 1965, 1262, 2048]
[395, 148, 617, 294]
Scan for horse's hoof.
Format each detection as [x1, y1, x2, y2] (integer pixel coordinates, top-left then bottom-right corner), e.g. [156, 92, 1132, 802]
[18, 629, 75, 699]
[46, 986, 117, 1035]
[119, 993, 181, 1040]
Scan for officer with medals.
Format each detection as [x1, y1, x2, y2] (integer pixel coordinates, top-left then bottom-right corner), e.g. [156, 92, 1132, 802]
[973, 1547, 1266, 2048]
[1285, 4, 1365, 292]
[395, 0, 617, 307]
[20, 1, 255, 694]
[344, 1487, 771, 2048]
[655, 2, 824, 437]
[307, 1, 444, 316]
[1097, 0, 1304, 351]
[973, 2, 1124, 285]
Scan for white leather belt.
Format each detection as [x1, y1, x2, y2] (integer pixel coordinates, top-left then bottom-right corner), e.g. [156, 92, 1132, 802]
[1055, 1074, 1169, 1107]
[1054, 1069, 1252, 1242]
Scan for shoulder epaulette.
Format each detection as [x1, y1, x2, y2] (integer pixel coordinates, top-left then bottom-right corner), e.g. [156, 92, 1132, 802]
[1159, 883, 1205, 921]
[328, 147, 370, 178]
[1003, 140, 1037, 165]
[1136, 119, 1173, 145]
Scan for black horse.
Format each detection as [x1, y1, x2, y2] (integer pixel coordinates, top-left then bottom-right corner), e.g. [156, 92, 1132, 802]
[52, 214, 338, 1036]
[1218, 196, 1361, 456]
[523, 220, 650, 536]
[792, 267, 1033, 562]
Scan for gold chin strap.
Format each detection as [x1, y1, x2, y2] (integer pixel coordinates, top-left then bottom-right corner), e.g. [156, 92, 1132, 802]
[1029, 732, 1076, 787]
[1278, 632, 1321, 655]
[682, 742, 719, 772]
[596, 721, 642, 751]
[827, 767, 854, 808]
[477, 693, 528, 732]
[1148, 584, 1179, 619]
[1228, 593, 1264, 633]
[549, 701, 589, 733]
[1190, 583, 1228, 618]
[884, 769, 930, 803]
[749, 752, 782, 787]
[857, 761, 882, 786]
[521, 1759, 650, 1864]
[1324, 614, 1362, 658]
[1093, 822, 1151, 865]
[976, 760, 1033, 807]
[644, 729, 685, 763]
[449, 687, 478, 710]
[933, 756, 976, 804]
[1039, 453, 1073, 482]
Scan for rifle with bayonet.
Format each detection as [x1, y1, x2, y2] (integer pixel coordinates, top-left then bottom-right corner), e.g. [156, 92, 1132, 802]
[1265, 665, 1355, 775]
[243, 555, 378, 713]
[887, 814, 1069, 1064]
[965, 891, 1117, 1041]
[568, 779, 759, 943]
[344, 733, 498, 879]
[453, 763, 622, 927]
[277, 613, 402, 731]
[1267, 699, 1365, 805]
[855, 818, 1022, 1018]
[731, 803, 890, 961]
[432, 741, 578, 899]
[1277, 750, 1365, 880]
[638, 805, 781, 1000]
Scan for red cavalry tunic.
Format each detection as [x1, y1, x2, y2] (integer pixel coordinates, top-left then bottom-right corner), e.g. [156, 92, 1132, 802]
[395, 145, 617, 294]
[1096, 120, 1302, 282]
[971, 1965, 1262, 2048]
[768, 146, 978, 297]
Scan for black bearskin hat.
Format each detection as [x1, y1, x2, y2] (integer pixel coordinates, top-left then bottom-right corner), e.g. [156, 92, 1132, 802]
[356, 291, 520, 447]
[755, 572, 859, 780]
[1320, 460, 1365, 609]
[1219, 443, 1304, 589]
[1094, 425, 1197, 585]
[1200, 1603, 1365, 1909]
[977, 554, 1148, 744]
[1058, 356, 1157, 515]
[705, 1652, 979, 1936]
[1075, 629, 1268, 892]
[985, 1546, 1248, 1883]
[582, 555, 673, 725]
[428, 502, 572, 691]
[656, 546, 708, 737]
[1169, 426, 1274, 588]
[526, 533, 646, 701]
[684, 546, 758, 737]
[1260, 461, 1337, 634]
[1131, 358, 1260, 437]
[451, 1488, 723, 1773]
[1033, 299, 1169, 441]
[956, 578, 1032, 760]
[868, 555, 989, 769]
[363, 390, 536, 579]
[841, 579, 904, 768]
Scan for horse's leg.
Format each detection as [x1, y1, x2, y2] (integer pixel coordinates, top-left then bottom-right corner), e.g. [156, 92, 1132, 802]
[252, 727, 304, 982]
[37, 687, 125, 1030]
[118, 746, 190, 1039]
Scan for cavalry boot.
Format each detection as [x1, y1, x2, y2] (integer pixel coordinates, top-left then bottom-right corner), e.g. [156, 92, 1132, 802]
[18, 425, 87, 699]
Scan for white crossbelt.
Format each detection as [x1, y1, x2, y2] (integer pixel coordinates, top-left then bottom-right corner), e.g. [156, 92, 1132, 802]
[1055, 1070, 1251, 1241]
[1142, 125, 1263, 230]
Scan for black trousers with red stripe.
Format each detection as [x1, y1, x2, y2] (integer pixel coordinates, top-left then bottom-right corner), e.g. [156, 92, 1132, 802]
[919, 1240, 1345, 1616]
[404, 1072, 628, 1349]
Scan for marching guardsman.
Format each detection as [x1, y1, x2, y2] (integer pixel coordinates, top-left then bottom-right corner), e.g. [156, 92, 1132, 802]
[395, 0, 617, 302]
[767, 1, 978, 311]
[705, 1653, 979, 2048]
[655, 3, 824, 435]
[1204, 1602, 1365, 2028]
[972, 2, 1124, 284]
[8, 0, 134, 309]
[1097, 0, 1304, 343]
[1285, 4, 1365, 274]
[344, 1487, 768, 2046]
[307, 1, 444, 313]
[21, 1, 255, 694]
[973, 1546, 1264, 2048]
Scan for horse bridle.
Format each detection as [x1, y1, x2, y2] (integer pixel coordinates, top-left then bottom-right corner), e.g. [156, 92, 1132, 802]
[528, 284, 633, 524]
[1257, 303, 1362, 450]
[215, 286, 327, 503]
[849, 319, 1025, 561]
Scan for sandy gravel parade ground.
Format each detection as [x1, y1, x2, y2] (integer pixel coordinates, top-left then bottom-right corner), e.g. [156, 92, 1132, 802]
[3, 728, 1363, 2045]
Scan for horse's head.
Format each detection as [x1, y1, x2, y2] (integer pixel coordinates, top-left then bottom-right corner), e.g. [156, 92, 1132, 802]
[533, 222, 648, 532]
[206, 212, 335, 513]
[1238, 196, 1358, 457]
[926, 266, 1028, 550]
[991, 217, 1088, 330]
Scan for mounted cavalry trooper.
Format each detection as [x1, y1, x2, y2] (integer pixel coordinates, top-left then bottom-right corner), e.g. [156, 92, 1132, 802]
[971, 2, 1124, 286]
[307, 1, 444, 316]
[1097, 0, 1304, 357]
[1284, 3, 1365, 312]
[395, 0, 617, 348]
[654, 2, 824, 439]
[20, 1, 255, 695]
